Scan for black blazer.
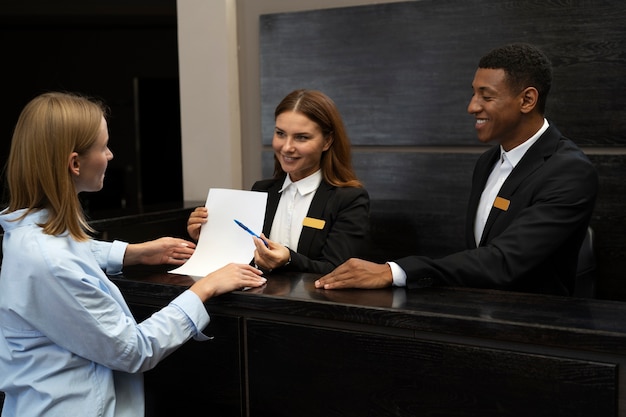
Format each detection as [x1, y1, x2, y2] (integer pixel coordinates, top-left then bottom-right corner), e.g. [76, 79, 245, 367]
[395, 123, 598, 295]
[252, 177, 370, 274]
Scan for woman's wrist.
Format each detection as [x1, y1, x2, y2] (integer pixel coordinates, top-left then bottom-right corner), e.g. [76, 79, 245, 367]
[284, 247, 292, 266]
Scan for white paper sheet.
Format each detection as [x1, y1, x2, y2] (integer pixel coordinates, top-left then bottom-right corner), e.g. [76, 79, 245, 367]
[169, 188, 268, 278]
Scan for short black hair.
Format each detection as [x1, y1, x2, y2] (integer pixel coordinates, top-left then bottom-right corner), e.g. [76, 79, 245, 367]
[479, 43, 552, 114]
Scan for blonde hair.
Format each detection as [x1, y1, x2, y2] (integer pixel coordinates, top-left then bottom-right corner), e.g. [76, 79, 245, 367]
[273, 89, 362, 188]
[5, 92, 107, 241]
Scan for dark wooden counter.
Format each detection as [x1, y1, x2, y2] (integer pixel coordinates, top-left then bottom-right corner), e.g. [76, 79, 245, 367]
[113, 266, 626, 417]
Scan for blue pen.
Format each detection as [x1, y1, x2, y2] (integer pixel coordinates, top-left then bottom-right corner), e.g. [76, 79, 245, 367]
[234, 219, 269, 248]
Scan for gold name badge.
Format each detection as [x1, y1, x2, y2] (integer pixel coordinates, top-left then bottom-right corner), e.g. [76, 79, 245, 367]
[302, 217, 326, 229]
[493, 196, 510, 211]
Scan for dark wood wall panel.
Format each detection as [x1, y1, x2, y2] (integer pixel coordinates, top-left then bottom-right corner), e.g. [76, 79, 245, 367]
[260, 0, 626, 301]
[260, 0, 626, 147]
[354, 151, 475, 259]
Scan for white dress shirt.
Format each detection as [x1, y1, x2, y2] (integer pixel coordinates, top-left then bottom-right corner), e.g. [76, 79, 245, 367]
[474, 151, 513, 245]
[269, 170, 322, 251]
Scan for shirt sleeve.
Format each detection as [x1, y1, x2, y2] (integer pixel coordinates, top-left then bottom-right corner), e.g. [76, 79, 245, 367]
[10, 235, 210, 374]
[90, 239, 128, 275]
[170, 289, 212, 341]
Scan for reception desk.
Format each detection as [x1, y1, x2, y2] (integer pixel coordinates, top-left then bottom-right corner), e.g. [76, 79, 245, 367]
[112, 266, 626, 417]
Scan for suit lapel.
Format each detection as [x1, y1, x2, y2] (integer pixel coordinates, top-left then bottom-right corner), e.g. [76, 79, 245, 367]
[481, 124, 561, 242]
[262, 181, 283, 236]
[470, 148, 500, 209]
[297, 181, 332, 254]
[467, 146, 501, 242]
[498, 124, 560, 199]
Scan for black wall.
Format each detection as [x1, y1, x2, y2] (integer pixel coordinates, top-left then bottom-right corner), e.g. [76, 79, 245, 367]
[0, 0, 182, 218]
[260, 0, 626, 300]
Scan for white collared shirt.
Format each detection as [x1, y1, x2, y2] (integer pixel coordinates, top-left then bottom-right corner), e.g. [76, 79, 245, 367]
[269, 170, 322, 251]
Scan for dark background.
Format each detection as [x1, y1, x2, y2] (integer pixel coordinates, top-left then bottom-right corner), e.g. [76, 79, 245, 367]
[0, 0, 182, 218]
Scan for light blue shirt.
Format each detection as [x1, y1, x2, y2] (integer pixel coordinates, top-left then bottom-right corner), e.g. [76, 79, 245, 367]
[0, 209, 210, 417]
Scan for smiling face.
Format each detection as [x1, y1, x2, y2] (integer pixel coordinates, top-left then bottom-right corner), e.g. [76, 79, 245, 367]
[72, 116, 113, 193]
[272, 110, 332, 182]
[467, 68, 528, 150]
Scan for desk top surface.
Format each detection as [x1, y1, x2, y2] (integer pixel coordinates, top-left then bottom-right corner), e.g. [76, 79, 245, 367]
[113, 266, 626, 357]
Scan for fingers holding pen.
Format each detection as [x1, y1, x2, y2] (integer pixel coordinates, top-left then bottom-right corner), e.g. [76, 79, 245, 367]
[252, 234, 273, 270]
[253, 233, 289, 271]
[253, 233, 271, 252]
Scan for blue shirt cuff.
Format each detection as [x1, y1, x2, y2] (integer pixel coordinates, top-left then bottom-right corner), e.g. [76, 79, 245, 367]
[171, 290, 212, 341]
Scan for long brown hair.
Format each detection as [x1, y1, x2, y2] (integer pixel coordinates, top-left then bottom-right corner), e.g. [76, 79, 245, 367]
[273, 89, 362, 188]
[4, 92, 107, 241]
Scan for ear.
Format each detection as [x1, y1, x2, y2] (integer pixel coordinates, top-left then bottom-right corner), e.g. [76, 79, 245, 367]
[68, 152, 80, 176]
[322, 133, 333, 152]
[519, 87, 539, 114]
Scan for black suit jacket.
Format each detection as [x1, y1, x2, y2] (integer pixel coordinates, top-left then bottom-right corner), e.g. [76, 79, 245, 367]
[252, 177, 370, 274]
[395, 124, 598, 295]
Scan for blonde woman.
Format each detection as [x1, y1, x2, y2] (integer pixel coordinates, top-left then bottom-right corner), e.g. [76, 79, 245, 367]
[0, 92, 266, 417]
